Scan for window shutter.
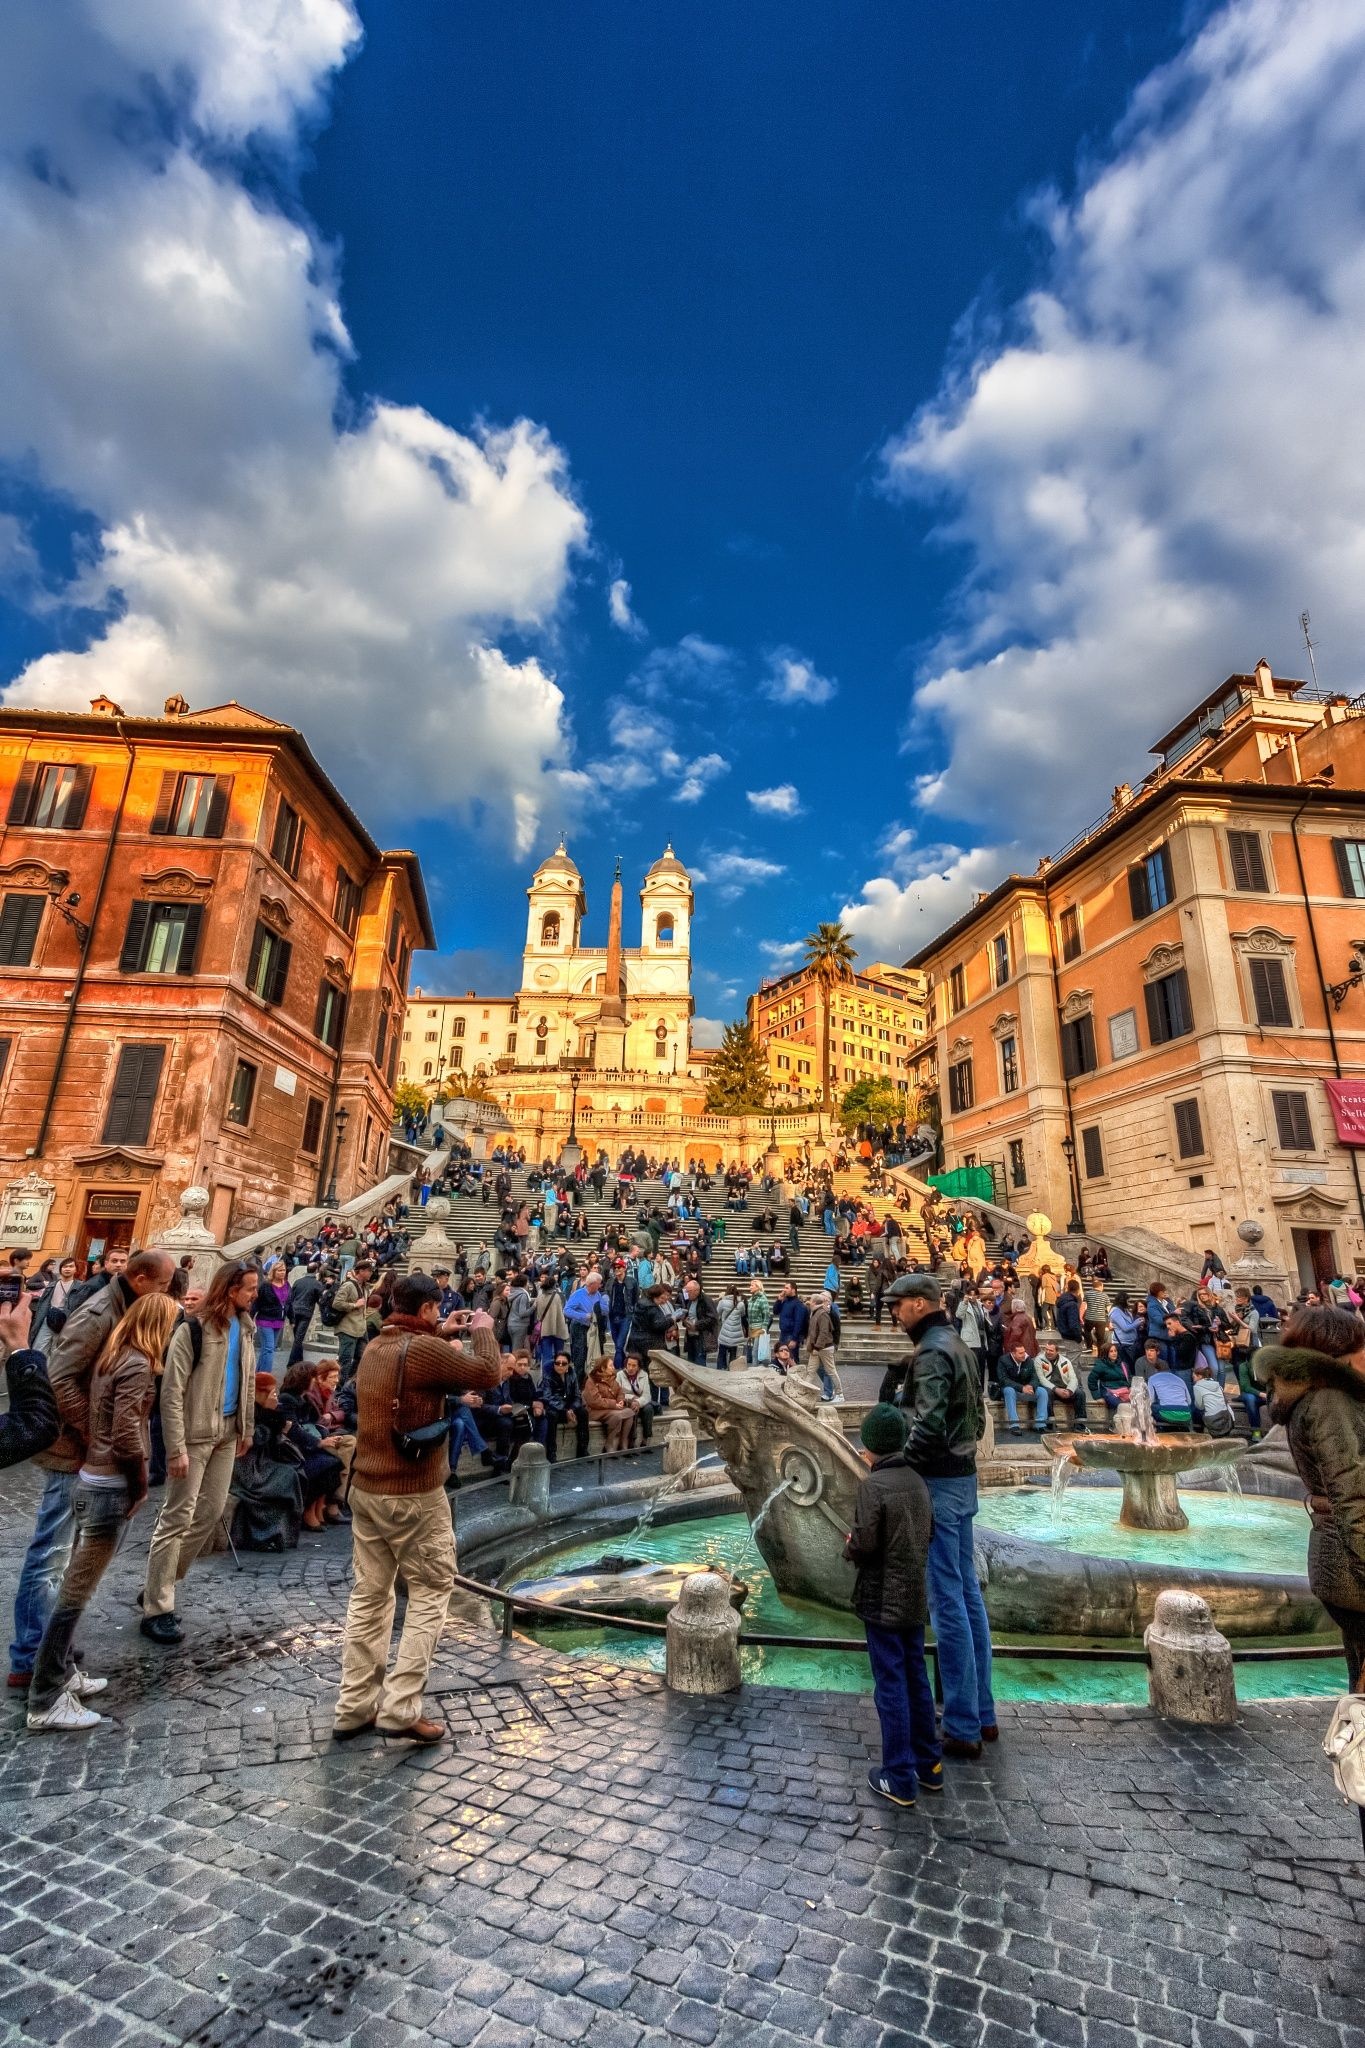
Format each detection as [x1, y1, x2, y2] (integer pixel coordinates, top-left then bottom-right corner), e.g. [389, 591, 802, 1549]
[266, 937, 291, 1007]
[0, 895, 41, 967]
[150, 773, 178, 835]
[1249, 956, 1288, 1028]
[6, 765, 37, 826]
[314, 979, 330, 1038]
[120, 902, 151, 973]
[177, 904, 204, 975]
[0, 1037, 11, 1080]
[1170, 967, 1193, 1036]
[102, 1044, 166, 1147]
[1174, 1098, 1204, 1159]
[1143, 980, 1162, 1044]
[334, 991, 348, 1049]
[1157, 843, 1174, 903]
[62, 764, 93, 830]
[1081, 1126, 1104, 1179]
[204, 775, 232, 839]
[1229, 832, 1266, 892]
[1128, 865, 1147, 920]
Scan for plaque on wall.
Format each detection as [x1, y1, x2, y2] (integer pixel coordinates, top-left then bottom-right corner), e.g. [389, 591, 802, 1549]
[0, 1171, 57, 1250]
[1108, 1009, 1139, 1061]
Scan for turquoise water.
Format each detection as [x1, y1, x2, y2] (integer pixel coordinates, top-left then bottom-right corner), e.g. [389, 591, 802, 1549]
[977, 1482, 1312, 1577]
[521, 1510, 1346, 1701]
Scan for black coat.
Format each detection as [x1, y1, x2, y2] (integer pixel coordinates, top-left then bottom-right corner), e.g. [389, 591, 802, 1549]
[844, 1453, 933, 1628]
[1263, 1346, 1365, 1614]
[0, 1350, 59, 1470]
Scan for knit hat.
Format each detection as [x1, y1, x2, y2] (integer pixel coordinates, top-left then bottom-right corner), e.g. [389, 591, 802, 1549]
[861, 1404, 908, 1456]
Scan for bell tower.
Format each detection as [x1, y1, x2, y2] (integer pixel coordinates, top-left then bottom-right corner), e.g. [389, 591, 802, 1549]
[640, 844, 692, 965]
[524, 839, 585, 959]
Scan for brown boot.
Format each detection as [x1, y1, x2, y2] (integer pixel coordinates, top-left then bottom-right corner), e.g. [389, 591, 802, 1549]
[376, 1717, 445, 1744]
[942, 1736, 983, 1760]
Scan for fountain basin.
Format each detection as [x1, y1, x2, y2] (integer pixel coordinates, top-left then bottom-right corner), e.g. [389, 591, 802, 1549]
[1069, 1433, 1245, 1531]
[506, 1554, 748, 1623]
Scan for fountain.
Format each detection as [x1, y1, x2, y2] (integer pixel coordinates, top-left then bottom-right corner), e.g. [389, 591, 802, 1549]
[1067, 1377, 1245, 1532]
[648, 1350, 1326, 1642]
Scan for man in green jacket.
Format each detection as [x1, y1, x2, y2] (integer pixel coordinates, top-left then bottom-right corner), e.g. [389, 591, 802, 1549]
[885, 1273, 996, 1759]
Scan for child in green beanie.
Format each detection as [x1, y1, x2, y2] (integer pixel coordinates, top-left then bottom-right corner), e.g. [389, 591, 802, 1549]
[845, 1403, 941, 1807]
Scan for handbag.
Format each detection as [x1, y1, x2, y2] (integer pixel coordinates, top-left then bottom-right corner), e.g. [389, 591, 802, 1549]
[1323, 1695, 1365, 1847]
[389, 1336, 451, 1463]
[752, 1330, 771, 1365]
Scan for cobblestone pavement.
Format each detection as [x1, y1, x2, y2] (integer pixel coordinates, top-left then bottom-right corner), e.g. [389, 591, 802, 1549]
[0, 1462, 1362, 2048]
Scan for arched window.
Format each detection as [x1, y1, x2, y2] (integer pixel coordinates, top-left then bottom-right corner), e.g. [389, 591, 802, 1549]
[422, 1061, 432, 1076]
[540, 912, 560, 946]
[656, 916, 674, 948]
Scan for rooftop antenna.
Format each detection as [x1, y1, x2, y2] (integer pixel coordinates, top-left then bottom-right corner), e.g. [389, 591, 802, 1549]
[1300, 610, 1320, 690]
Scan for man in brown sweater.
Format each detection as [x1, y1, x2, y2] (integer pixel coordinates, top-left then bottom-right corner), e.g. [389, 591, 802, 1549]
[333, 1270, 501, 1744]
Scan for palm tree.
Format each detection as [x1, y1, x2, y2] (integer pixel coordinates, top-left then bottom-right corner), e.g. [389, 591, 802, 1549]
[802, 920, 857, 1112]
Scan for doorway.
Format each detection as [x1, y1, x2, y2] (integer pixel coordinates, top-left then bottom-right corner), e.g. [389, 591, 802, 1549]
[77, 1191, 141, 1263]
[1291, 1227, 1338, 1297]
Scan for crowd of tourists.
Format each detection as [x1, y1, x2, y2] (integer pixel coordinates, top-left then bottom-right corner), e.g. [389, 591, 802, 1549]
[0, 1133, 1358, 1803]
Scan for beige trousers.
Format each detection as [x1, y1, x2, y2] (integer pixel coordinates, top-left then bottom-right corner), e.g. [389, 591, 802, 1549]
[334, 1487, 456, 1733]
[142, 1435, 239, 1616]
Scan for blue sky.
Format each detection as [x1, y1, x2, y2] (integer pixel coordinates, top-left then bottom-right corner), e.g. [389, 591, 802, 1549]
[4, 2, 1364, 1040]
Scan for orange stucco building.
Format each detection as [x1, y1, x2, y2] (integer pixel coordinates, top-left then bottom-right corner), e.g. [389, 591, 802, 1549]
[0, 694, 433, 1259]
[911, 663, 1365, 1293]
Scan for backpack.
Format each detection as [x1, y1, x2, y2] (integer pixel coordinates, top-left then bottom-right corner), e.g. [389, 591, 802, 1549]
[318, 1286, 342, 1328]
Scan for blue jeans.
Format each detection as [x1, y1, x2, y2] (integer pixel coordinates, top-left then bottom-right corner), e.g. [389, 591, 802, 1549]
[10, 1469, 78, 1676]
[256, 1324, 280, 1374]
[1001, 1384, 1049, 1428]
[864, 1622, 942, 1799]
[925, 1474, 996, 1743]
[448, 1406, 488, 1467]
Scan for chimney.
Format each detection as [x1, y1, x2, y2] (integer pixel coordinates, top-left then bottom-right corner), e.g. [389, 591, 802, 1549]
[163, 693, 189, 716]
[1254, 658, 1275, 699]
[89, 694, 124, 717]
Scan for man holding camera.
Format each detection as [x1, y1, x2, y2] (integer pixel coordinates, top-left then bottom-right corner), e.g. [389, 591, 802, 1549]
[332, 1272, 500, 1746]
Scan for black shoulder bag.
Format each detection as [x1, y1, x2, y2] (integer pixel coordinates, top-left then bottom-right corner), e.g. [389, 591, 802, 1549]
[390, 1336, 451, 1462]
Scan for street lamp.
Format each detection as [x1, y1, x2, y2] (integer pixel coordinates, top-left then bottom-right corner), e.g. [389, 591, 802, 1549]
[764, 1085, 782, 1182]
[560, 1068, 583, 1170]
[324, 1105, 350, 1209]
[1060, 1131, 1084, 1234]
[45, 873, 91, 948]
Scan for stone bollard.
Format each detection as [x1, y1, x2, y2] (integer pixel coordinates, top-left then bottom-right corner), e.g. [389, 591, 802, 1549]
[507, 1442, 551, 1518]
[1144, 1590, 1237, 1726]
[666, 1572, 741, 1695]
[662, 1418, 697, 1480]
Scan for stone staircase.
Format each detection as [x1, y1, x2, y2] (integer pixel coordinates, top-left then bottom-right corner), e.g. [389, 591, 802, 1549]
[397, 1159, 928, 1370]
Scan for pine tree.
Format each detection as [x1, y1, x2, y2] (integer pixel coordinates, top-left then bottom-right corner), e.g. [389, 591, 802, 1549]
[703, 1020, 772, 1113]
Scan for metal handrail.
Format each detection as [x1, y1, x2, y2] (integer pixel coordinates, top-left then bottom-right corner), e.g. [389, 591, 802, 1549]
[454, 1570, 1341, 1666]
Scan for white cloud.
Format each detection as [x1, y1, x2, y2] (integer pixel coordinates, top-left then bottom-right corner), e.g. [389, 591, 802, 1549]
[632, 634, 736, 702]
[747, 782, 802, 816]
[674, 752, 729, 804]
[592, 701, 729, 805]
[607, 575, 646, 638]
[691, 1016, 726, 1049]
[762, 647, 837, 706]
[0, 0, 587, 852]
[840, 832, 1013, 962]
[700, 850, 786, 901]
[882, 0, 1365, 846]
[759, 939, 805, 965]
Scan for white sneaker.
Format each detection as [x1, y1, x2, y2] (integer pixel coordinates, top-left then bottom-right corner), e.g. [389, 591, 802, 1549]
[65, 1670, 108, 1699]
[27, 1691, 104, 1733]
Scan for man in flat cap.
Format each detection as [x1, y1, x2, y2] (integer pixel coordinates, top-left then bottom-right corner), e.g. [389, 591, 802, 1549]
[884, 1273, 996, 1759]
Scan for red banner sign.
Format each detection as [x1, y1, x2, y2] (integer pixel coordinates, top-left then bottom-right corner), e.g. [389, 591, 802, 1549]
[1324, 1078, 1365, 1146]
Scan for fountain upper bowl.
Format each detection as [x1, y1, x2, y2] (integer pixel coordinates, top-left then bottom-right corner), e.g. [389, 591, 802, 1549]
[1069, 1434, 1246, 1476]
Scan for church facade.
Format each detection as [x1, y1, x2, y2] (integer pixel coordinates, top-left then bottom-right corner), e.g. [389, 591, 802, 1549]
[515, 841, 694, 1075]
[404, 841, 822, 1165]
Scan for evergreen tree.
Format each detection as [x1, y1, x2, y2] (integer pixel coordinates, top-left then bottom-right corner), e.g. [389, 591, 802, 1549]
[704, 1020, 772, 1113]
